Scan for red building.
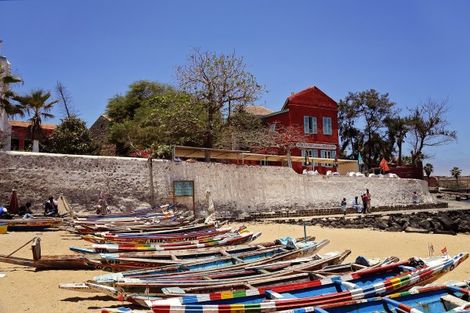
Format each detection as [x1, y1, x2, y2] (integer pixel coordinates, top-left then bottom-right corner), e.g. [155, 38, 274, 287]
[9, 120, 56, 151]
[260, 86, 339, 174]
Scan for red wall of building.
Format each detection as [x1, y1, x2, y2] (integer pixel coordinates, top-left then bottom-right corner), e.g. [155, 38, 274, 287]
[10, 124, 55, 151]
[262, 86, 339, 174]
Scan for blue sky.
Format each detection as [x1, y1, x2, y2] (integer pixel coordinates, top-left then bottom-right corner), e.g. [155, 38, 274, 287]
[1, 0, 469, 175]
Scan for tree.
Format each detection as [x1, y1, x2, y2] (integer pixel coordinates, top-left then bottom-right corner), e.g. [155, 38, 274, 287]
[106, 81, 174, 123]
[338, 89, 395, 167]
[273, 125, 305, 168]
[44, 115, 98, 155]
[423, 163, 433, 178]
[17, 90, 58, 152]
[450, 167, 462, 186]
[409, 100, 456, 165]
[383, 116, 410, 165]
[0, 64, 24, 117]
[216, 107, 271, 151]
[106, 81, 175, 155]
[176, 49, 263, 159]
[55, 81, 73, 118]
[128, 91, 206, 149]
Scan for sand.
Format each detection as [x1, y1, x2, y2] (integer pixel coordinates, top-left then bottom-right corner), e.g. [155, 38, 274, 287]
[0, 224, 469, 313]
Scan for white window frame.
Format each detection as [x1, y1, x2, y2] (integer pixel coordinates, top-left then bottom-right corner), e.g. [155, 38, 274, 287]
[301, 149, 318, 166]
[320, 149, 336, 167]
[323, 117, 332, 135]
[303, 116, 317, 134]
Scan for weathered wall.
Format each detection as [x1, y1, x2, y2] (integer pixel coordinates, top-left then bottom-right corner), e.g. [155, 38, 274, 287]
[0, 151, 435, 214]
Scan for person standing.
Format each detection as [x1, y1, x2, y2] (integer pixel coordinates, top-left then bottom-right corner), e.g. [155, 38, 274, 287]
[361, 194, 368, 214]
[340, 198, 347, 215]
[366, 189, 372, 213]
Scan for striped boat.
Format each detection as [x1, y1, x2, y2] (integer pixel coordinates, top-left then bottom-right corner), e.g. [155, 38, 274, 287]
[111, 253, 467, 313]
[91, 238, 329, 281]
[280, 283, 470, 313]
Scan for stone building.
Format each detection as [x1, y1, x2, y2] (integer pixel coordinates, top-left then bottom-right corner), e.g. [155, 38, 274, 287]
[89, 114, 116, 155]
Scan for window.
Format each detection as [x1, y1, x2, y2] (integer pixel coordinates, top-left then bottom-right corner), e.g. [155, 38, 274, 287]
[303, 116, 317, 134]
[301, 149, 318, 166]
[323, 117, 332, 135]
[269, 124, 276, 131]
[320, 149, 336, 167]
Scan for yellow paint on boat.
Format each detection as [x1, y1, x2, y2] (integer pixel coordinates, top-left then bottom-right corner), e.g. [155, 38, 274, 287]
[0, 223, 8, 234]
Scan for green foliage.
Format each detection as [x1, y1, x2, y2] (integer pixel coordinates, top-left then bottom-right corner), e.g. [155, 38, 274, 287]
[16, 89, 58, 140]
[450, 167, 462, 181]
[338, 89, 396, 168]
[383, 116, 411, 165]
[423, 163, 434, 178]
[151, 144, 173, 159]
[44, 116, 98, 155]
[0, 64, 24, 117]
[106, 81, 174, 123]
[106, 81, 175, 154]
[129, 91, 206, 148]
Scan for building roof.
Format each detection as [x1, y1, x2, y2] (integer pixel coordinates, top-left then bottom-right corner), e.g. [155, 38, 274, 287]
[282, 86, 337, 110]
[243, 105, 273, 116]
[9, 120, 56, 130]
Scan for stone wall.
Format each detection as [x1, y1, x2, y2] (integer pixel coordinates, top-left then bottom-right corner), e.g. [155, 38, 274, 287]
[0, 151, 435, 214]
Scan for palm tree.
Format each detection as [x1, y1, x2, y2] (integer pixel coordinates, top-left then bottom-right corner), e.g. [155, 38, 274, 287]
[17, 90, 58, 152]
[0, 64, 24, 116]
[450, 166, 462, 187]
[384, 116, 410, 165]
[423, 163, 433, 178]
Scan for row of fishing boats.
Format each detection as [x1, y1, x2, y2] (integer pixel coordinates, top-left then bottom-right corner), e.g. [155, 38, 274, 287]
[56, 206, 470, 313]
[2, 203, 469, 312]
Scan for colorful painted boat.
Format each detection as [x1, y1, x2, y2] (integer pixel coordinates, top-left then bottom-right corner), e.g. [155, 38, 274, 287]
[126, 253, 468, 312]
[283, 283, 470, 313]
[91, 238, 328, 281]
[79, 226, 248, 245]
[79, 223, 221, 243]
[88, 238, 328, 272]
[81, 251, 351, 301]
[73, 231, 261, 256]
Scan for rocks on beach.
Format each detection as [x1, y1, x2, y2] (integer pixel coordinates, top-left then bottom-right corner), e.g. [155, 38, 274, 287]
[273, 210, 470, 235]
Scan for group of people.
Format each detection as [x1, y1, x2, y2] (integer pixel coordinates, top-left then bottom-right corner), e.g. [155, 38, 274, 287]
[0, 196, 59, 219]
[341, 189, 372, 215]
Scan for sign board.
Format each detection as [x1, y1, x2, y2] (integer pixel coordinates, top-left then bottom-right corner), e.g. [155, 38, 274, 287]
[174, 181, 194, 196]
[296, 142, 337, 150]
[173, 180, 195, 216]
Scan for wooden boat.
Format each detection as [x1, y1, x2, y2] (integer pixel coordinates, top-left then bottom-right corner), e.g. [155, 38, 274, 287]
[290, 283, 470, 313]
[126, 253, 468, 312]
[72, 230, 261, 255]
[0, 237, 92, 271]
[73, 205, 176, 221]
[78, 251, 351, 300]
[79, 223, 219, 242]
[81, 226, 244, 245]
[86, 238, 328, 272]
[90, 237, 328, 281]
[6, 217, 62, 230]
[0, 221, 7, 234]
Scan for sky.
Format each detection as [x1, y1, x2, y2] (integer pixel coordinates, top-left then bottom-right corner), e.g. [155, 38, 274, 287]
[0, 0, 469, 175]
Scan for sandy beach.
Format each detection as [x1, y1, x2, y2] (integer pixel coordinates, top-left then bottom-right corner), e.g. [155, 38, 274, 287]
[0, 223, 469, 313]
